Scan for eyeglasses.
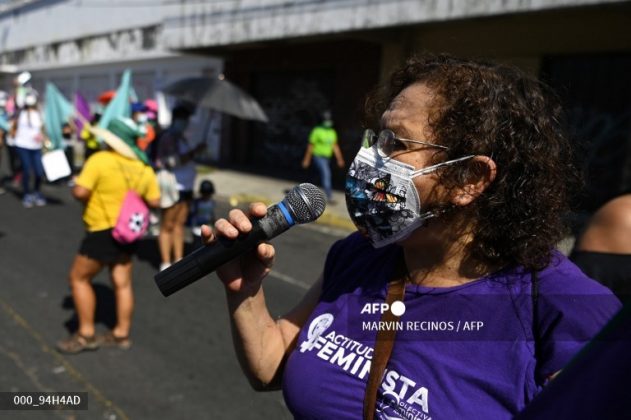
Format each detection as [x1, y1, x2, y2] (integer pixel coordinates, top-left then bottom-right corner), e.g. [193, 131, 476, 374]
[363, 129, 449, 156]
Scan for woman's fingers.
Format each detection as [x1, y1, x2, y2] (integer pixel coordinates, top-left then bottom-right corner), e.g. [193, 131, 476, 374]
[257, 243, 275, 268]
[228, 208, 253, 233]
[204, 203, 268, 246]
[249, 202, 268, 218]
[201, 224, 214, 245]
[214, 218, 240, 238]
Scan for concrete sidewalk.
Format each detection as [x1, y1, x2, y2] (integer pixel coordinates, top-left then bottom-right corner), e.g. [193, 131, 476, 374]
[194, 166, 356, 231]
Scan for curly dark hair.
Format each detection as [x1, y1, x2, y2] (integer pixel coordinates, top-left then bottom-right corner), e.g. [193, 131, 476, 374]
[364, 53, 580, 271]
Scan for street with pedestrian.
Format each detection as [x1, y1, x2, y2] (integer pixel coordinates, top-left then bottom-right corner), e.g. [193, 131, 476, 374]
[0, 175, 347, 419]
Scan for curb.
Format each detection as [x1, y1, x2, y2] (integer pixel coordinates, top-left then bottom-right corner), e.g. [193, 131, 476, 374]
[220, 193, 356, 232]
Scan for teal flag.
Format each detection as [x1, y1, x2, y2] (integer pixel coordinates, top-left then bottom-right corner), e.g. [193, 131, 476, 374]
[129, 86, 139, 103]
[43, 83, 74, 150]
[98, 69, 133, 132]
[0, 113, 9, 132]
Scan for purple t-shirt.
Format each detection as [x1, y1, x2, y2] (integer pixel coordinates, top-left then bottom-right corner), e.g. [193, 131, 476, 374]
[282, 233, 621, 419]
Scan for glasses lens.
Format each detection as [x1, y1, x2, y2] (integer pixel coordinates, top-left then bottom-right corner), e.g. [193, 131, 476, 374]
[362, 129, 377, 148]
[378, 130, 398, 155]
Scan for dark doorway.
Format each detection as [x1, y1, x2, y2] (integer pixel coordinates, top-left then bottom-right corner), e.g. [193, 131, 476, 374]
[222, 40, 382, 188]
[541, 54, 631, 212]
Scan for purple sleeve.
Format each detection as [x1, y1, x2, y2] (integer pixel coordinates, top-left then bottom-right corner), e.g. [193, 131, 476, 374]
[535, 254, 622, 382]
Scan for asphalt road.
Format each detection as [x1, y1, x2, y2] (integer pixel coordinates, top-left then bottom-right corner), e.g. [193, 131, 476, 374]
[0, 179, 348, 420]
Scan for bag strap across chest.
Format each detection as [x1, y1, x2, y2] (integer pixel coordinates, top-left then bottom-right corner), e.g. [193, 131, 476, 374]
[362, 263, 542, 419]
[363, 259, 407, 420]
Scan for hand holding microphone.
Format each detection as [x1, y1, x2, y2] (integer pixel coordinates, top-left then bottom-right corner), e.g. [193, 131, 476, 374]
[155, 183, 326, 297]
[203, 203, 275, 295]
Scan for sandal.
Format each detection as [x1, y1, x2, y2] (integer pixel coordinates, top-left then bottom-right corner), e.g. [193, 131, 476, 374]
[96, 331, 132, 350]
[56, 333, 99, 354]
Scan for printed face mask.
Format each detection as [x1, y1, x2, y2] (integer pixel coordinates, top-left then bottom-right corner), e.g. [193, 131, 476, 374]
[345, 143, 473, 248]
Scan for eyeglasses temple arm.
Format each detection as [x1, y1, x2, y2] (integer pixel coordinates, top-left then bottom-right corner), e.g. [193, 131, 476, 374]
[411, 155, 476, 176]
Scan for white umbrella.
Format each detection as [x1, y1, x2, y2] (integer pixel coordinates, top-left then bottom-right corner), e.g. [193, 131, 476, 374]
[161, 76, 268, 122]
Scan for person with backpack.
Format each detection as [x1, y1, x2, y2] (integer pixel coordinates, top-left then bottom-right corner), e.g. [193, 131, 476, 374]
[57, 117, 160, 354]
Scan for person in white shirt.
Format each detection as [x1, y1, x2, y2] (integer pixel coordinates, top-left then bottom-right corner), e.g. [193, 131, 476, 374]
[12, 90, 46, 207]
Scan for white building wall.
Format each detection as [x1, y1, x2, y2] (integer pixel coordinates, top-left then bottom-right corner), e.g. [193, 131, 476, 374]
[25, 56, 224, 163]
[29, 56, 221, 100]
[0, 1, 225, 161]
[0, 0, 177, 52]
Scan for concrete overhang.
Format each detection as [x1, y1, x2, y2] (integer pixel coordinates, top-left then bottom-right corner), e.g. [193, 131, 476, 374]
[161, 0, 629, 50]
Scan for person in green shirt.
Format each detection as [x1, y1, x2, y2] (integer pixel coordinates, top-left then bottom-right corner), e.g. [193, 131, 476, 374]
[301, 111, 345, 201]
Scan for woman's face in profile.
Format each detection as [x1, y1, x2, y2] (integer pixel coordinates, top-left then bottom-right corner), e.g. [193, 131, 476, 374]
[381, 82, 449, 209]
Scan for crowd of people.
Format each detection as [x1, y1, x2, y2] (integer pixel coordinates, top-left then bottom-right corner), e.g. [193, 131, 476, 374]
[60, 105, 216, 352]
[0, 75, 216, 354]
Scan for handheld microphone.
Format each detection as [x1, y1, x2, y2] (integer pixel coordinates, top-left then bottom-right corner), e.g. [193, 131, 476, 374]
[155, 183, 327, 297]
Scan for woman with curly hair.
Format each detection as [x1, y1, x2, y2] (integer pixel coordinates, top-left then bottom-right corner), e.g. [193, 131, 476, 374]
[202, 54, 621, 418]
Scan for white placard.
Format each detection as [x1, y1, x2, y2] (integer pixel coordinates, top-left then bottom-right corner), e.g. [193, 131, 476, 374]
[41, 149, 72, 182]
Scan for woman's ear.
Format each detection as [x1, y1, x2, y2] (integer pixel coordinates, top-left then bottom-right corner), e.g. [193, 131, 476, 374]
[450, 156, 497, 207]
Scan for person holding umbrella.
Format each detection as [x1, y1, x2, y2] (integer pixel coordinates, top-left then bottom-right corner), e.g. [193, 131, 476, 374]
[156, 104, 205, 271]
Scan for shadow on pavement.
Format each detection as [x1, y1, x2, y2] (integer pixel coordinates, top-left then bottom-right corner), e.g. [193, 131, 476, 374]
[135, 237, 162, 270]
[135, 236, 201, 270]
[62, 283, 117, 333]
[60, 237, 203, 334]
[2, 183, 66, 205]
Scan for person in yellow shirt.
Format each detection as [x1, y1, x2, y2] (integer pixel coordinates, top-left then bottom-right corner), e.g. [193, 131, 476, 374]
[57, 117, 160, 354]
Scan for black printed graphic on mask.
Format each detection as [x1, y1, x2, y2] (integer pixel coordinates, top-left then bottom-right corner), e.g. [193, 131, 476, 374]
[345, 160, 420, 246]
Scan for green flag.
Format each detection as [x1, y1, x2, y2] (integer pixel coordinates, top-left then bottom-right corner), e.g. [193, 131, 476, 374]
[98, 69, 133, 132]
[43, 83, 74, 150]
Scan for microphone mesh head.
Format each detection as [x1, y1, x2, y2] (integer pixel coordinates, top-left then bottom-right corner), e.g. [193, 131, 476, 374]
[284, 183, 327, 223]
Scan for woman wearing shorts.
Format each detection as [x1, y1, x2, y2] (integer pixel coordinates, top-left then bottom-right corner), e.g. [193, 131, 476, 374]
[57, 117, 160, 354]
